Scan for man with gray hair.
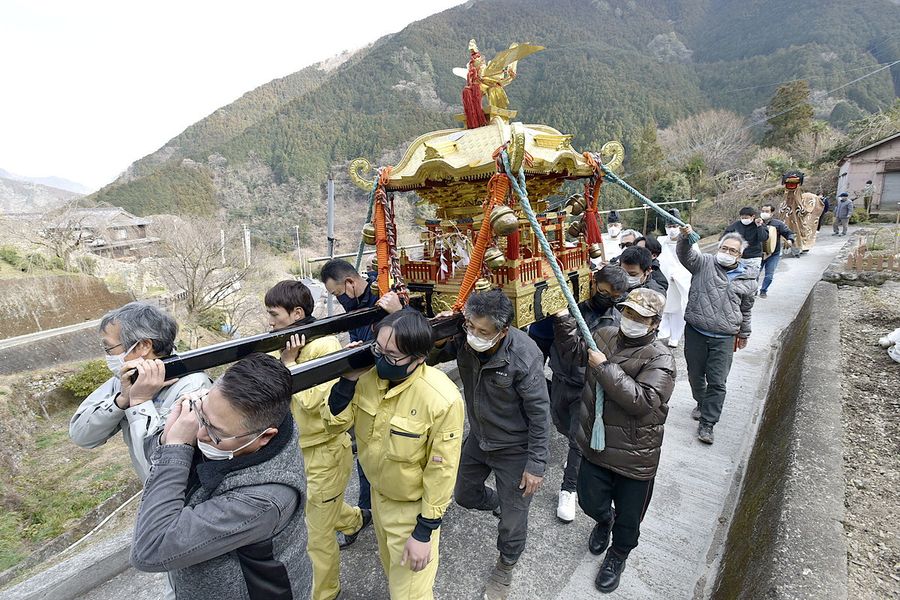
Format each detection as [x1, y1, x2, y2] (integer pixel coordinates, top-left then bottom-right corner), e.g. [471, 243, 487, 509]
[430, 290, 550, 600]
[70, 301, 212, 482]
[677, 227, 757, 445]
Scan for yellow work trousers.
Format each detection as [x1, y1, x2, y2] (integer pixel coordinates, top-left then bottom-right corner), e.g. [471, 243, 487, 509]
[302, 433, 362, 600]
[371, 488, 441, 600]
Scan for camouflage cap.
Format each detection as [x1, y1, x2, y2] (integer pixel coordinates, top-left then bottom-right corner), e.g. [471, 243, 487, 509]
[618, 288, 666, 318]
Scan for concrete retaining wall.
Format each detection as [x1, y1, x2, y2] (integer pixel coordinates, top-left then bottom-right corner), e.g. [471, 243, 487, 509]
[711, 281, 847, 599]
[0, 327, 104, 375]
[0, 275, 131, 339]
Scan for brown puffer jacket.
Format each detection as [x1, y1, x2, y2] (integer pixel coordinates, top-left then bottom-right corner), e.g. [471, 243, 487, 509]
[555, 317, 676, 480]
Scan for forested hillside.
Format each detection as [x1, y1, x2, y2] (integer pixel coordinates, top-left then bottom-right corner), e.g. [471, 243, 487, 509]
[88, 0, 900, 250]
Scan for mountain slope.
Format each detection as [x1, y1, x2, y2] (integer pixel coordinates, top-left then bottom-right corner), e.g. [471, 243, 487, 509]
[0, 175, 83, 213]
[89, 0, 900, 250]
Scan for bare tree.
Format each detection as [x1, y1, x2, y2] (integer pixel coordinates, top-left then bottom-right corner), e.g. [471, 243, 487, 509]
[155, 218, 252, 319]
[25, 201, 91, 269]
[658, 110, 754, 177]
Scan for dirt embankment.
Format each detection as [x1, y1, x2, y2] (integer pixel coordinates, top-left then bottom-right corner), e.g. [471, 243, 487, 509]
[839, 281, 900, 599]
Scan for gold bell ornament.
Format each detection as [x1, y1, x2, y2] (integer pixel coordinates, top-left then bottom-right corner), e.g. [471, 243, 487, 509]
[588, 242, 604, 259]
[566, 193, 586, 216]
[489, 205, 519, 236]
[483, 246, 506, 269]
[474, 278, 492, 292]
[567, 218, 584, 239]
[361, 223, 376, 245]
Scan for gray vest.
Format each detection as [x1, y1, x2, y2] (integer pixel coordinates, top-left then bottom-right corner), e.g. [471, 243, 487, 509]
[171, 425, 311, 600]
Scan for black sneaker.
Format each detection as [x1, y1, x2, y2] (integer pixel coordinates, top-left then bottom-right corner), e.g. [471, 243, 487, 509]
[759, 290, 767, 298]
[595, 550, 627, 593]
[588, 519, 613, 555]
[691, 406, 701, 421]
[339, 508, 372, 549]
[698, 422, 715, 445]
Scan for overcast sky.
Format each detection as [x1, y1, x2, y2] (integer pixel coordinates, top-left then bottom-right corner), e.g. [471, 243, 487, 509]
[0, 0, 467, 191]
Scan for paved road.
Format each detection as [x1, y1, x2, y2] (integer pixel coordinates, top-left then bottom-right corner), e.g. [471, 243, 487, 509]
[72, 232, 851, 600]
[0, 318, 101, 350]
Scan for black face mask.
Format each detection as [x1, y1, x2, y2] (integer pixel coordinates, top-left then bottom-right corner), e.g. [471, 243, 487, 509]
[589, 293, 616, 312]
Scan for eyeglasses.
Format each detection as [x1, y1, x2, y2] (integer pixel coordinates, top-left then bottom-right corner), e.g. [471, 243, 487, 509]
[719, 246, 742, 257]
[619, 241, 634, 249]
[190, 395, 262, 445]
[370, 344, 413, 366]
[101, 342, 124, 355]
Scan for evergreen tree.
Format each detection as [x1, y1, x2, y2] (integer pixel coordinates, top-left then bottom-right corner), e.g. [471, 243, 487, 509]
[764, 81, 814, 149]
[629, 122, 667, 199]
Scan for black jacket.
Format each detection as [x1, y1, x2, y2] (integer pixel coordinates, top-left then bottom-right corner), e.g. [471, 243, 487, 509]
[724, 220, 770, 259]
[764, 218, 795, 255]
[428, 327, 550, 476]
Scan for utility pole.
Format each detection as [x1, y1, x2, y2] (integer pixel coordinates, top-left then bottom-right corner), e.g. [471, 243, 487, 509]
[220, 229, 226, 266]
[326, 173, 335, 316]
[294, 225, 302, 277]
[242, 224, 251, 268]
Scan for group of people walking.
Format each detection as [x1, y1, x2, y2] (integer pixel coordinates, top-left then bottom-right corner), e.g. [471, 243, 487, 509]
[69, 200, 830, 599]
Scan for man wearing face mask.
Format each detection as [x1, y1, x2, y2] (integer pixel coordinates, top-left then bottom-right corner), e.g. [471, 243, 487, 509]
[70, 302, 212, 483]
[131, 353, 312, 600]
[321, 259, 380, 343]
[549, 265, 628, 523]
[757, 204, 795, 298]
[635, 235, 669, 294]
[326, 310, 464, 599]
[267, 279, 369, 600]
[320, 259, 396, 517]
[429, 290, 550, 600]
[677, 227, 757, 445]
[554, 288, 675, 593]
[618, 246, 667, 297]
[601, 210, 624, 263]
[724, 206, 768, 272]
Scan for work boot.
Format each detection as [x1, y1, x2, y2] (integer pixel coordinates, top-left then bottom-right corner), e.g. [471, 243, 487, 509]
[339, 508, 372, 549]
[588, 518, 613, 555]
[595, 550, 627, 593]
[556, 490, 577, 523]
[697, 422, 715, 445]
[759, 290, 768, 298]
[483, 556, 516, 600]
[691, 406, 701, 421]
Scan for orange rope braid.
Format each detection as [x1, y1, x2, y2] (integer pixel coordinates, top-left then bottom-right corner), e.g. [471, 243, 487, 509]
[452, 173, 510, 311]
[373, 167, 393, 294]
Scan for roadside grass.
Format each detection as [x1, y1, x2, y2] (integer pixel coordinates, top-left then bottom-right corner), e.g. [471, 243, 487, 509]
[0, 404, 135, 571]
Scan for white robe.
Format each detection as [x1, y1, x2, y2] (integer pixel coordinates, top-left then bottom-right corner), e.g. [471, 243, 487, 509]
[658, 236, 693, 343]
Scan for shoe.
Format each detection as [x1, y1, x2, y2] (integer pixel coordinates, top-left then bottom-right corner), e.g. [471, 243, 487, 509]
[667, 339, 679, 348]
[588, 519, 612, 555]
[759, 290, 767, 298]
[595, 550, 627, 593]
[339, 508, 372, 549]
[556, 490, 577, 523]
[483, 556, 516, 600]
[698, 422, 715, 445]
[691, 406, 701, 421]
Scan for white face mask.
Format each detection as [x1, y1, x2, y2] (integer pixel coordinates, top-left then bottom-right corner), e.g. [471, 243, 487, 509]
[197, 430, 266, 461]
[716, 252, 738, 267]
[666, 227, 680, 240]
[466, 331, 501, 353]
[608, 225, 621, 238]
[620, 316, 651, 338]
[106, 341, 139, 376]
[760, 212, 771, 220]
[625, 274, 644, 289]
[740, 217, 753, 225]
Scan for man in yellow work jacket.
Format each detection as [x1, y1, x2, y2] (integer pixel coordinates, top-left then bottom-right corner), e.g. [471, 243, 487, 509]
[267, 280, 370, 600]
[325, 309, 464, 599]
